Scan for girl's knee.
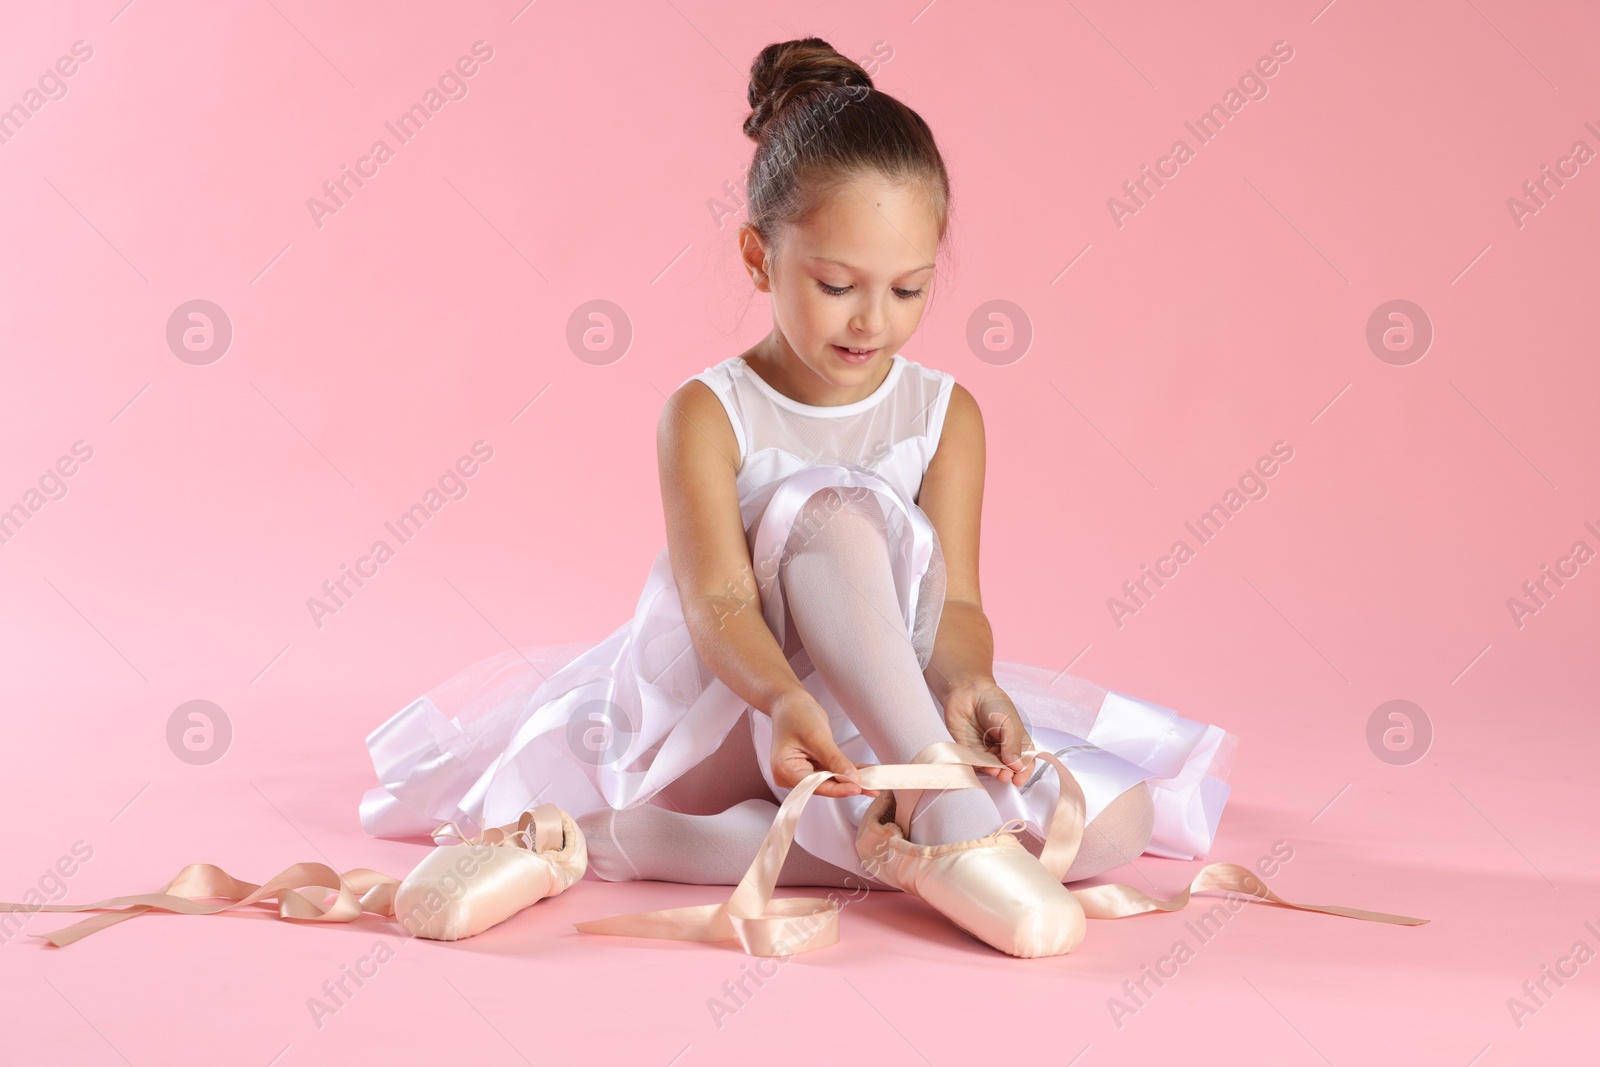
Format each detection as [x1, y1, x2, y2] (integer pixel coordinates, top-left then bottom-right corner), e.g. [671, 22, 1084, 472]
[806, 482, 877, 514]
[787, 484, 888, 555]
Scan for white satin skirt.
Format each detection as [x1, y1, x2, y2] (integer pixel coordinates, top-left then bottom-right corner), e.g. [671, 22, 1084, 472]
[359, 463, 1238, 883]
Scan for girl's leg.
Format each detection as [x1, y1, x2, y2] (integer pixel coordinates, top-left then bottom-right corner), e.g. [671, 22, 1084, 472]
[578, 797, 883, 888]
[776, 485, 1006, 847]
[576, 709, 886, 887]
[778, 485, 1156, 872]
[576, 482, 1152, 884]
[651, 704, 774, 816]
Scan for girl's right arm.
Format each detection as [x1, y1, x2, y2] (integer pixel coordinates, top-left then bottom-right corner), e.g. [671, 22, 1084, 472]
[656, 380, 865, 799]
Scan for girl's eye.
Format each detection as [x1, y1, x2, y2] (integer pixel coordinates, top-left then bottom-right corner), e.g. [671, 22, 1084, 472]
[816, 281, 926, 300]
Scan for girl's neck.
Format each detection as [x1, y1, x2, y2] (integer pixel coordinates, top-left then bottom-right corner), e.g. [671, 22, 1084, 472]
[742, 336, 894, 408]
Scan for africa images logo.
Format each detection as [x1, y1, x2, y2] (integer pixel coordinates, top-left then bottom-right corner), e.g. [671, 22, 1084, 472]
[305, 40, 495, 229]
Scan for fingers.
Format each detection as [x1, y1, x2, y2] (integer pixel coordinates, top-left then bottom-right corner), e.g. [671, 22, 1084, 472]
[785, 763, 867, 799]
[999, 721, 1023, 770]
[997, 747, 1036, 784]
[978, 693, 1035, 782]
[771, 754, 804, 792]
[773, 750, 866, 799]
[816, 740, 866, 798]
[980, 742, 1035, 785]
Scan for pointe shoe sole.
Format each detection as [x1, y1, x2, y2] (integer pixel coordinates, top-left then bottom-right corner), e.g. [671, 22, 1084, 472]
[395, 805, 587, 941]
[855, 789, 1086, 959]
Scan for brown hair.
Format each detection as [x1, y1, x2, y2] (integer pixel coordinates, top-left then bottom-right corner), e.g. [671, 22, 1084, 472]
[743, 37, 951, 257]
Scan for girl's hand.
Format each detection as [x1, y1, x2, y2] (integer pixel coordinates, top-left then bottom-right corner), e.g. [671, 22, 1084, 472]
[769, 692, 876, 800]
[942, 679, 1036, 785]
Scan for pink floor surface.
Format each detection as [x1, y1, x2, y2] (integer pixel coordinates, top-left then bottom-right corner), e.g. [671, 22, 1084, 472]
[4, 0, 1599, 1063]
[3, 657, 1595, 1065]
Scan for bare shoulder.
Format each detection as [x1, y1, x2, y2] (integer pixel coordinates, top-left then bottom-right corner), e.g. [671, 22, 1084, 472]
[919, 377, 985, 603]
[655, 376, 750, 607]
[927, 379, 985, 473]
[657, 378, 739, 474]
[941, 380, 983, 446]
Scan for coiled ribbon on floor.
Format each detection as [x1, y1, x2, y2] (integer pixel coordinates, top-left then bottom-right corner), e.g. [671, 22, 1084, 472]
[572, 741, 1430, 957]
[0, 804, 567, 948]
[1, 750, 1426, 953]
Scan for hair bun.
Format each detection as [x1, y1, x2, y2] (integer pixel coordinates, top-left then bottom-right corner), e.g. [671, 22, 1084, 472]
[744, 37, 872, 141]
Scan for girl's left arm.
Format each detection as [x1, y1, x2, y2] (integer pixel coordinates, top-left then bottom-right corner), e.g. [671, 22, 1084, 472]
[917, 381, 993, 700]
[916, 382, 1036, 783]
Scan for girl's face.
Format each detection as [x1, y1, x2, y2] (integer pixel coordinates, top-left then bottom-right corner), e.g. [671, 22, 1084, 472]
[742, 170, 941, 402]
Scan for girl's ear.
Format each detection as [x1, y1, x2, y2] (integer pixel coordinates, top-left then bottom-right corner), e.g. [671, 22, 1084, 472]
[738, 224, 772, 292]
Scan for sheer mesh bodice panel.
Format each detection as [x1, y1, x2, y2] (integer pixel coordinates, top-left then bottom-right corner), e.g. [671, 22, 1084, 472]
[682, 352, 958, 685]
[687, 354, 958, 528]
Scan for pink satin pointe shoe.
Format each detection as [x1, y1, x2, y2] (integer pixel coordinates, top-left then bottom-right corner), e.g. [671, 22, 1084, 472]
[855, 784, 1088, 959]
[395, 802, 587, 941]
[0, 802, 588, 948]
[567, 741, 1428, 959]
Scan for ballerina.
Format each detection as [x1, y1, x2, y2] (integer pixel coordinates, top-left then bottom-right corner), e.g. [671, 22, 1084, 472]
[356, 37, 1424, 955]
[0, 36, 1426, 959]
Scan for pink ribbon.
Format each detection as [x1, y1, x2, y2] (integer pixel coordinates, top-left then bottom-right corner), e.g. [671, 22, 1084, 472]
[574, 742, 1430, 956]
[0, 747, 1427, 952]
[0, 862, 403, 948]
[0, 805, 565, 948]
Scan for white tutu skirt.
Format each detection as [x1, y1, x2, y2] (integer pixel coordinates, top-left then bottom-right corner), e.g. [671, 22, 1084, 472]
[360, 463, 1238, 881]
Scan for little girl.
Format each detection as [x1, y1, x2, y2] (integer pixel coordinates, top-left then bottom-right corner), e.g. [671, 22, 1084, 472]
[361, 38, 1236, 914]
[0, 38, 1426, 960]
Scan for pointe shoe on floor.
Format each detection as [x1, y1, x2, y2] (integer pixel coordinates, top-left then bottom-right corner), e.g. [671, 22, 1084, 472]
[854, 784, 1087, 959]
[395, 803, 587, 941]
[569, 741, 1429, 959]
[0, 802, 587, 948]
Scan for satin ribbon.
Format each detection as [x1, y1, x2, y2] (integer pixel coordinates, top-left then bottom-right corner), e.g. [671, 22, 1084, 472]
[574, 742, 1430, 957]
[0, 804, 568, 948]
[432, 802, 565, 857]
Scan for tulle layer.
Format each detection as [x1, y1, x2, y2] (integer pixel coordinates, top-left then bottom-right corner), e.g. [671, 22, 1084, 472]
[360, 462, 1237, 880]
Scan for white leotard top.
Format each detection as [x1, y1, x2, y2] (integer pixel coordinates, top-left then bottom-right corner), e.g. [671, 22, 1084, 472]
[680, 352, 958, 525]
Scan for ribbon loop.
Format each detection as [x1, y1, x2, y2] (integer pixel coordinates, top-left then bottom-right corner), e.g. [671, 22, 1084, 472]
[0, 805, 574, 949]
[0, 750, 1428, 951]
[0, 860, 405, 948]
[573, 742, 1429, 955]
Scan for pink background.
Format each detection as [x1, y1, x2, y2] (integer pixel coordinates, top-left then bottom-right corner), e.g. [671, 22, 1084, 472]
[3, 0, 1597, 1063]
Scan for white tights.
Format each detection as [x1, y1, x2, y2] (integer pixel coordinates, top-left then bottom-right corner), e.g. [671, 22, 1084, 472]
[577, 486, 1155, 887]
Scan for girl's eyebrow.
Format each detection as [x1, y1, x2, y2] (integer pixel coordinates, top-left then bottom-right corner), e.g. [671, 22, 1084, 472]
[812, 256, 936, 275]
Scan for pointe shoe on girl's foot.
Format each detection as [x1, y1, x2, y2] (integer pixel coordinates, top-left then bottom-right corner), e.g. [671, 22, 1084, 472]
[394, 803, 587, 941]
[567, 742, 1429, 959]
[854, 784, 1087, 959]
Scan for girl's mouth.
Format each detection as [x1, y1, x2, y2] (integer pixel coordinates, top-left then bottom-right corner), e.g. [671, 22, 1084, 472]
[833, 344, 878, 363]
